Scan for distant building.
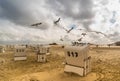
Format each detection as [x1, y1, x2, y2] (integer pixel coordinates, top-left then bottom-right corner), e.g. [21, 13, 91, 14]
[6, 45, 15, 51]
[0, 46, 5, 53]
[14, 46, 27, 61]
[64, 45, 91, 76]
[31, 44, 42, 52]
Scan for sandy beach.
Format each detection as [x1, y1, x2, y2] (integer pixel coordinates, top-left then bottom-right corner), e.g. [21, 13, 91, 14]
[0, 45, 120, 81]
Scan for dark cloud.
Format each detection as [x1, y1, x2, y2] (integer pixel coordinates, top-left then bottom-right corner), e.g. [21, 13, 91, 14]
[0, 0, 94, 30]
[108, 31, 120, 37]
[0, 0, 51, 30]
[46, 0, 94, 31]
[82, 20, 93, 31]
[109, 32, 120, 42]
[0, 0, 35, 25]
[0, 0, 119, 44]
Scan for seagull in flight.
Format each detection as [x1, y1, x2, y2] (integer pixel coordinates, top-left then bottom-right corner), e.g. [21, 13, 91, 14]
[81, 33, 87, 36]
[60, 26, 74, 33]
[78, 29, 107, 37]
[77, 37, 83, 42]
[54, 18, 60, 25]
[66, 27, 74, 33]
[31, 22, 42, 26]
[60, 36, 64, 41]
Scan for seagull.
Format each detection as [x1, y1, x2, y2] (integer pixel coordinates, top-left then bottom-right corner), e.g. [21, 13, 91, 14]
[31, 22, 42, 26]
[66, 27, 74, 33]
[81, 33, 87, 36]
[61, 26, 74, 33]
[77, 37, 83, 42]
[54, 18, 60, 25]
[60, 38, 63, 41]
[78, 29, 107, 37]
[77, 28, 84, 30]
[91, 31, 107, 37]
[60, 36, 64, 41]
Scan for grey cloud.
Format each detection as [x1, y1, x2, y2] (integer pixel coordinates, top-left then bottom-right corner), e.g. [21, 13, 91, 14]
[46, 0, 94, 31]
[0, 0, 120, 44]
[108, 32, 120, 37]
[0, 0, 51, 30]
[0, 26, 46, 44]
[0, 0, 94, 31]
[82, 20, 93, 31]
[0, 0, 34, 25]
[100, 0, 109, 5]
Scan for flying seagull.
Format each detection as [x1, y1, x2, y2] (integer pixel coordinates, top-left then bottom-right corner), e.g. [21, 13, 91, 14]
[77, 28, 84, 30]
[81, 33, 87, 36]
[60, 36, 64, 41]
[96, 32, 107, 36]
[90, 31, 107, 37]
[54, 18, 60, 25]
[66, 27, 74, 33]
[60, 38, 63, 41]
[78, 29, 107, 37]
[60, 26, 74, 33]
[77, 37, 83, 42]
[31, 22, 42, 26]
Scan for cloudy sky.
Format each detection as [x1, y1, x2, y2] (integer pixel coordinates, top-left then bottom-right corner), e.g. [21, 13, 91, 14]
[0, 0, 120, 44]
